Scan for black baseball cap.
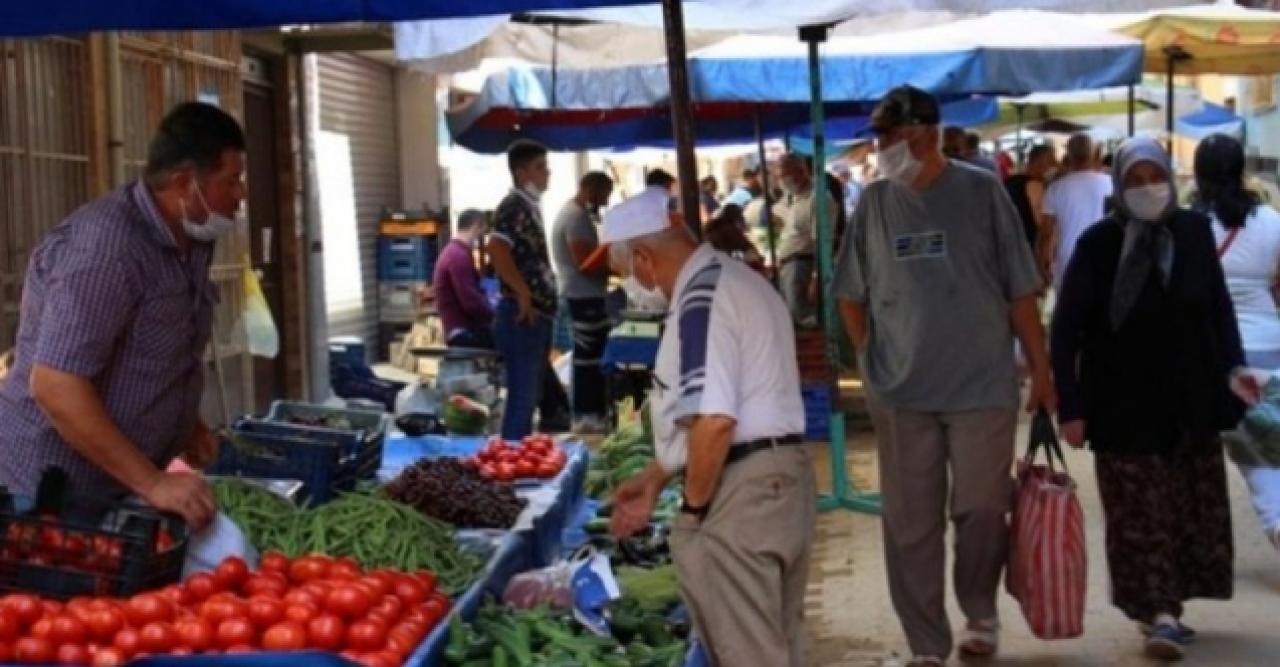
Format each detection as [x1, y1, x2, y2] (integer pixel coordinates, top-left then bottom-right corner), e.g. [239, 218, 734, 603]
[870, 85, 942, 134]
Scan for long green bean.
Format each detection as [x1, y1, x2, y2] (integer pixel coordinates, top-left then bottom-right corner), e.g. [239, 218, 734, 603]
[212, 481, 483, 595]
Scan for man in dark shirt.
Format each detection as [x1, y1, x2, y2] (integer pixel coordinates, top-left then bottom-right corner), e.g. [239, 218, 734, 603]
[433, 209, 494, 349]
[0, 103, 246, 528]
[487, 140, 571, 439]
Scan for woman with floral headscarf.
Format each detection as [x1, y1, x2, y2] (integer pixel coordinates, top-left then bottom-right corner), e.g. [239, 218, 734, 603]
[1051, 137, 1259, 661]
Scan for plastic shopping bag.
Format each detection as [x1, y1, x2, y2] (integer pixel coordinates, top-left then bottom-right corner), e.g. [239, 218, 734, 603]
[238, 259, 279, 359]
[1007, 410, 1086, 640]
[501, 547, 620, 635]
[182, 513, 259, 579]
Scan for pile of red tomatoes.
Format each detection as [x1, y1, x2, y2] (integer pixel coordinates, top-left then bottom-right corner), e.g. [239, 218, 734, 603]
[0, 552, 448, 666]
[463, 435, 567, 483]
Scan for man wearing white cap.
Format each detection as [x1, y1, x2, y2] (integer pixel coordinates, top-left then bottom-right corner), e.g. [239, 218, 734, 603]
[606, 187, 816, 667]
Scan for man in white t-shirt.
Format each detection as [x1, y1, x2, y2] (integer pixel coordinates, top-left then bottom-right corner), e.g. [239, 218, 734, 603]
[604, 188, 814, 667]
[1040, 134, 1113, 289]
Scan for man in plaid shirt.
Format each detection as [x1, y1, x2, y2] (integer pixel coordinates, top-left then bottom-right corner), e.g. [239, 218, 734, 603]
[0, 102, 246, 529]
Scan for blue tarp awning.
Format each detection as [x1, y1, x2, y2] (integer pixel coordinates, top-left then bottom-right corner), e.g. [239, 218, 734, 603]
[1176, 101, 1244, 140]
[0, 0, 650, 38]
[448, 9, 1144, 153]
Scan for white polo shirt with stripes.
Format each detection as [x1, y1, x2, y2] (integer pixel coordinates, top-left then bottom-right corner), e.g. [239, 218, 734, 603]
[650, 244, 806, 474]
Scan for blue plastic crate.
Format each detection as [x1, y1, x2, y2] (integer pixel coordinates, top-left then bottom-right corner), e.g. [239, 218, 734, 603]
[802, 383, 832, 441]
[332, 374, 405, 412]
[208, 420, 380, 505]
[327, 337, 366, 369]
[264, 401, 390, 476]
[378, 235, 438, 281]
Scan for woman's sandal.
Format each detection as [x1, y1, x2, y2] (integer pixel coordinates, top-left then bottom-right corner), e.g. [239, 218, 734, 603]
[957, 620, 1000, 657]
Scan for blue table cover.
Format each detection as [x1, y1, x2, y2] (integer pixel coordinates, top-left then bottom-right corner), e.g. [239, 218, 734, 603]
[74, 436, 592, 667]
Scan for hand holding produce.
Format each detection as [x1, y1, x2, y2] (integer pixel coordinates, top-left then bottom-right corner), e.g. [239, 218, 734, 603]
[385, 458, 525, 529]
[142, 472, 217, 529]
[464, 435, 567, 483]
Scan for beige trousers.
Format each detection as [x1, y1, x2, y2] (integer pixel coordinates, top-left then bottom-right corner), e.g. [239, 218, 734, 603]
[671, 446, 817, 667]
[867, 397, 1017, 659]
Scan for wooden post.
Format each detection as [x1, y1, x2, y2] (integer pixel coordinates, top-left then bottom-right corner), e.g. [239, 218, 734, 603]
[661, 0, 701, 239]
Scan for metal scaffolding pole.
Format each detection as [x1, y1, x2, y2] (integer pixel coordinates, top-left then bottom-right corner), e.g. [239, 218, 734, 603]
[661, 0, 702, 240]
[801, 24, 880, 516]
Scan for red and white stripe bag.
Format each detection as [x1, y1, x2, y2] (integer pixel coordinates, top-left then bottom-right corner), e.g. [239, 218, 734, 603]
[1007, 410, 1087, 640]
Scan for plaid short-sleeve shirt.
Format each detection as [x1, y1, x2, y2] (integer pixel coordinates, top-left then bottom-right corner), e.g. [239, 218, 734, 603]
[0, 181, 216, 498]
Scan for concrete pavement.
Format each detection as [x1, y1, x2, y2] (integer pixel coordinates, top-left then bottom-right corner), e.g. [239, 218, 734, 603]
[804, 429, 1280, 667]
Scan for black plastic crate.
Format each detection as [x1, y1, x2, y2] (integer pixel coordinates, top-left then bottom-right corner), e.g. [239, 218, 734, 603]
[0, 470, 187, 599]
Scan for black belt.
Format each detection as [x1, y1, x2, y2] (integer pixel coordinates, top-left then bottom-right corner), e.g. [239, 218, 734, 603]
[724, 434, 805, 465]
[779, 254, 815, 265]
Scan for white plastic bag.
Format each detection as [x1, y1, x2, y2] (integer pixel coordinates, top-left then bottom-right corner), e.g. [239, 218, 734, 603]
[395, 381, 438, 417]
[182, 513, 259, 578]
[237, 260, 279, 359]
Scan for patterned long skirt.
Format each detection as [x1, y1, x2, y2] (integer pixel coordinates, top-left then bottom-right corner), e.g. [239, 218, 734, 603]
[1095, 447, 1234, 622]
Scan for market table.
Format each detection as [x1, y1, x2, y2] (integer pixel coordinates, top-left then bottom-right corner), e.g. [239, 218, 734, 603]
[46, 436, 591, 667]
[379, 434, 592, 666]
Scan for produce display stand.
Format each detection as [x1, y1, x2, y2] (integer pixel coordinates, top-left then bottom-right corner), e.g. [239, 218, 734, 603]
[379, 434, 593, 666]
[0, 435, 592, 667]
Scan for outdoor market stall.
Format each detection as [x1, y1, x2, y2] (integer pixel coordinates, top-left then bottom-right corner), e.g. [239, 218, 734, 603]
[444, 8, 1148, 515]
[2, 3, 1267, 666]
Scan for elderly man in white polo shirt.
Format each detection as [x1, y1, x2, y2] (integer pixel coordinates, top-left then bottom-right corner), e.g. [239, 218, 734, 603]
[606, 187, 816, 667]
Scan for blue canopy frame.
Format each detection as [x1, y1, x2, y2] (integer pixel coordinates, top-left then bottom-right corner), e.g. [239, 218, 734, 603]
[0, 0, 651, 37]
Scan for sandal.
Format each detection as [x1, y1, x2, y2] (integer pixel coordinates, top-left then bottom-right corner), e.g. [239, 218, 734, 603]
[906, 657, 945, 667]
[957, 619, 999, 657]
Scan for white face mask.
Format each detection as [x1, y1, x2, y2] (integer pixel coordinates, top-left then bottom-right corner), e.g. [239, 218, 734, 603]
[878, 139, 923, 187]
[623, 252, 669, 312]
[622, 276, 668, 312]
[182, 182, 236, 243]
[1123, 183, 1172, 223]
[522, 182, 546, 200]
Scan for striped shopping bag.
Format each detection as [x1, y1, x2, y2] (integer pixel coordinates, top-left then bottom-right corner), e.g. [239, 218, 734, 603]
[1007, 410, 1087, 640]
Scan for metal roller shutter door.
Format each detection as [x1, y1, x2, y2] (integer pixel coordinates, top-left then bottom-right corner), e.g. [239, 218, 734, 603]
[315, 52, 400, 355]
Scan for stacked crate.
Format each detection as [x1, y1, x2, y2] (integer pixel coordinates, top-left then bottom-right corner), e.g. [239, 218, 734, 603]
[795, 329, 834, 441]
[377, 211, 442, 358]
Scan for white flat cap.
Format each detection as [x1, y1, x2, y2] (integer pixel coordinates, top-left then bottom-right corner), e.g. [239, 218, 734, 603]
[601, 187, 672, 244]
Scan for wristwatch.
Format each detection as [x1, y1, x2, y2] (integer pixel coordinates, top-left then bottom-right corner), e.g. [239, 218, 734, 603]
[680, 496, 709, 519]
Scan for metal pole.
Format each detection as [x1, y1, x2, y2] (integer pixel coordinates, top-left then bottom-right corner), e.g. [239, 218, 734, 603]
[754, 107, 779, 290]
[296, 46, 330, 401]
[801, 24, 879, 516]
[661, 0, 702, 239]
[1127, 84, 1136, 138]
[105, 32, 126, 187]
[1166, 59, 1175, 149]
[1015, 105, 1025, 171]
[550, 24, 560, 109]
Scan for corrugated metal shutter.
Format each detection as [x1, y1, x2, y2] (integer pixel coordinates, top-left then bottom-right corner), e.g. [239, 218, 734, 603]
[315, 53, 399, 352]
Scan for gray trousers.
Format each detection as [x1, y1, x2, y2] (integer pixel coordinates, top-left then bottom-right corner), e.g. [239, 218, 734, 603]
[671, 446, 817, 667]
[779, 257, 815, 324]
[867, 396, 1017, 659]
